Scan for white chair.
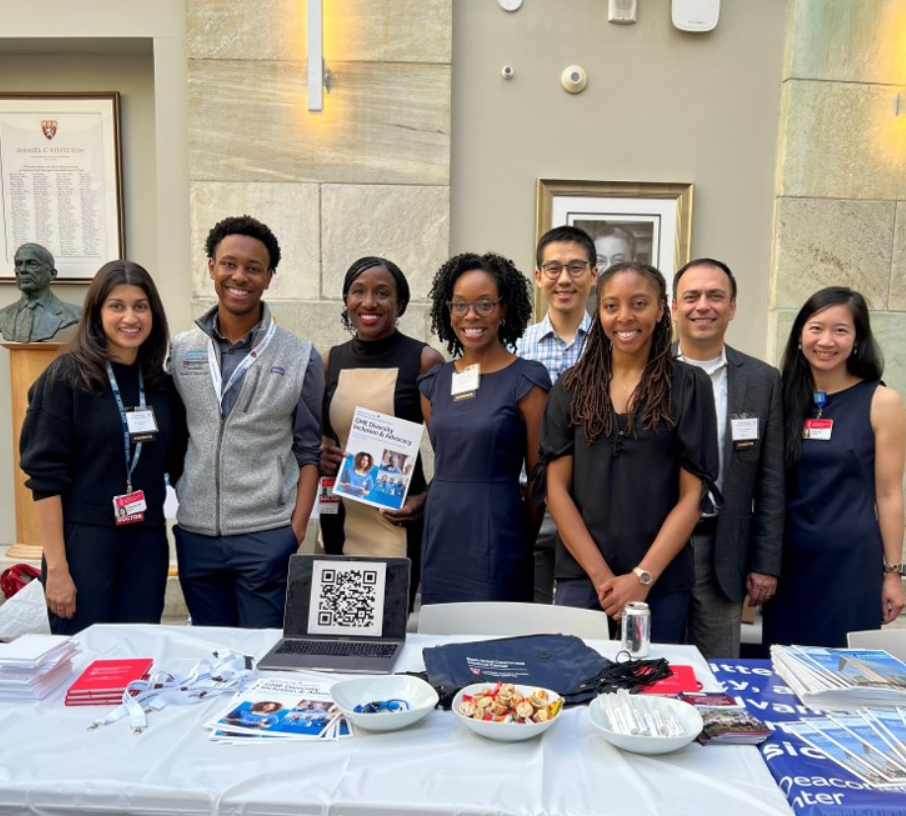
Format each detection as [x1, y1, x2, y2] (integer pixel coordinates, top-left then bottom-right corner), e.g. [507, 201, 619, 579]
[417, 602, 609, 640]
[847, 629, 906, 662]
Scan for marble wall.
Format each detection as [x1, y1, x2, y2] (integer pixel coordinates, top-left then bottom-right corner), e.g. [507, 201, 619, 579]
[771, 0, 906, 378]
[186, 0, 452, 353]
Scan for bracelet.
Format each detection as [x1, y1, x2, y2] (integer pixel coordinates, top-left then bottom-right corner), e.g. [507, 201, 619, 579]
[884, 564, 906, 576]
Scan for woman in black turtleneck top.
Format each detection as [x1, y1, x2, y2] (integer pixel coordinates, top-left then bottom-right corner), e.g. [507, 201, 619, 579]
[19, 260, 186, 635]
[319, 257, 442, 605]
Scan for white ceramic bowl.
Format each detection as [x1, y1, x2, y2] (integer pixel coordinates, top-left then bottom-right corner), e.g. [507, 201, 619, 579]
[331, 675, 438, 732]
[452, 683, 562, 742]
[589, 694, 703, 755]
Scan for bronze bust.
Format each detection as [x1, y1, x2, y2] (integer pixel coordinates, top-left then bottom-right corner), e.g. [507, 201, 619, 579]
[0, 243, 81, 342]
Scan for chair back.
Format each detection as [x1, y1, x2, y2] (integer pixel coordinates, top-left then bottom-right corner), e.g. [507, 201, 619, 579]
[417, 601, 608, 640]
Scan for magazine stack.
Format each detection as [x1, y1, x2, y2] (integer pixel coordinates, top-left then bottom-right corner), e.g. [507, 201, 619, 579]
[679, 693, 771, 746]
[783, 709, 906, 789]
[0, 633, 78, 700]
[771, 645, 906, 711]
[204, 677, 352, 743]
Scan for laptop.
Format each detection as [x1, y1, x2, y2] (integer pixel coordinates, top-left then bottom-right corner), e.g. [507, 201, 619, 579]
[258, 554, 411, 674]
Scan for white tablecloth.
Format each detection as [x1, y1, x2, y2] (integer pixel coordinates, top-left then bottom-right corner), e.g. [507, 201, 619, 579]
[0, 624, 794, 816]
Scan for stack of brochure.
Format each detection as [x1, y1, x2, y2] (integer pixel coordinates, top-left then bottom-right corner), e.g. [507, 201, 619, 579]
[772, 645, 906, 711]
[0, 633, 78, 700]
[679, 692, 771, 746]
[204, 677, 352, 743]
[783, 709, 906, 789]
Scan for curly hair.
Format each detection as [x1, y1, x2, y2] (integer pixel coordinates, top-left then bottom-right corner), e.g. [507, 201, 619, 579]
[340, 256, 410, 331]
[428, 252, 533, 356]
[56, 260, 170, 395]
[562, 262, 674, 443]
[205, 215, 282, 272]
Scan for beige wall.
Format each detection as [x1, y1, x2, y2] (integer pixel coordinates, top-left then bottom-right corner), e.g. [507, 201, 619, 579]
[0, 0, 189, 545]
[451, 0, 786, 359]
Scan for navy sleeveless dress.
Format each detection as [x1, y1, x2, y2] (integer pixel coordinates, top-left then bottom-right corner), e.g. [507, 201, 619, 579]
[418, 358, 551, 604]
[763, 380, 883, 648]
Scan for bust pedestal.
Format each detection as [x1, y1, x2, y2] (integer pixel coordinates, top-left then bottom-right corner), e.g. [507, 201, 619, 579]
[2, 342, 64, 560]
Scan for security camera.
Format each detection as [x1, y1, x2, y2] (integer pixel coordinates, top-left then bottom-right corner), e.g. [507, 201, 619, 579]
[501, 65, 515, 80]
[561, 65, 587, 94]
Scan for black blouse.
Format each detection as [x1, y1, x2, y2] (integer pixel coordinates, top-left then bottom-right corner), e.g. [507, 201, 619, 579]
[540, 361, 719, 595]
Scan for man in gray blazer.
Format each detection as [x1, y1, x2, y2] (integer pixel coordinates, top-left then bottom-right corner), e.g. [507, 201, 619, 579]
[672, 259, 784, 659]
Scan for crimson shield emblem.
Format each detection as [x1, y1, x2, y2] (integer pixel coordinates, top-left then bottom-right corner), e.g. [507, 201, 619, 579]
[41, 120, 57, 140]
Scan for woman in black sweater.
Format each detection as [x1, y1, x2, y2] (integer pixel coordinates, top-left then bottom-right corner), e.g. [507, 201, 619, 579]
[20, 261, 186, 635]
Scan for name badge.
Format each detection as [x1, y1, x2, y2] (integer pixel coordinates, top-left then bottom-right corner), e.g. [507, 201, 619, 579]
[317, 477, 339, 516]
[803, 418, 833, 441]
[113, 490, 147, 525]
[731, 415, 758, 450]
[451, 364, 480, 400]
[126, 407, 159, 442]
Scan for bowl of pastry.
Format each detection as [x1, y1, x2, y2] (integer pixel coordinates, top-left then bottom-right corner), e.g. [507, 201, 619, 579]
[452, 682, 563, 742]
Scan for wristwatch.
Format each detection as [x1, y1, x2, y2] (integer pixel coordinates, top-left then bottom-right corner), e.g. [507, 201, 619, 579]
[884, 563, 906, 577]
[632, 566, 654, 586]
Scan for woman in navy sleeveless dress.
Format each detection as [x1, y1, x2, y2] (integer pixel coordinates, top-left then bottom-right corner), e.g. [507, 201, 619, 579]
[420, 253, 551, 604]
[763, 287, 905, 648]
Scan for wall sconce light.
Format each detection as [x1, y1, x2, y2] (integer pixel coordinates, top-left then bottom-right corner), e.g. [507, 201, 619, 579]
[308, 0, 324, 112]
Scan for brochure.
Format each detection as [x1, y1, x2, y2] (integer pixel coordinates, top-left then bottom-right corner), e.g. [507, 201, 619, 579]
[205, 677, 351, 742]
[679, 692, 771, 746]
[772, 645, 906, 710]
[331, 407, 425, 511]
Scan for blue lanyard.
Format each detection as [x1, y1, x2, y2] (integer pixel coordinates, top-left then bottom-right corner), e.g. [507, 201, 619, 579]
[106, 362, 145, 493]
[812, 390, 827, 419]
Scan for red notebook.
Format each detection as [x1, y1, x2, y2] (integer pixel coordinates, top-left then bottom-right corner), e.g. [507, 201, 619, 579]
[639, 664, 702, 695]
[65, 658, 152, 705]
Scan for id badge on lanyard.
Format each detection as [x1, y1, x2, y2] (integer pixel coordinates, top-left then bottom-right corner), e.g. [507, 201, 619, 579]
[802, 390, 833, 441]
[106, 363, 148, 525]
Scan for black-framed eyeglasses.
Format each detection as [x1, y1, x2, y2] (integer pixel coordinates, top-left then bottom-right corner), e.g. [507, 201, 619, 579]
[539, 261, 592, 280]
[447, 297, 503, 316]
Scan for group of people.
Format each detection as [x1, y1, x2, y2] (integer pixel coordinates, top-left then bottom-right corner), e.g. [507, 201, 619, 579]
[18, 216, 905, 659]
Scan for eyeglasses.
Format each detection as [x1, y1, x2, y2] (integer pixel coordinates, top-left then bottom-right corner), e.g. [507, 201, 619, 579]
[447, 297, 503, 316]
[539, 261, 592, 280]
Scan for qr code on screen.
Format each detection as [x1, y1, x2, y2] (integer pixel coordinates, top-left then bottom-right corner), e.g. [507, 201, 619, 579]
[317, 568, 379, 628]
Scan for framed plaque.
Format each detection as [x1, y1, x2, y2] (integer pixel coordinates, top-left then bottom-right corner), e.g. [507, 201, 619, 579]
[0, 92, 124, 282]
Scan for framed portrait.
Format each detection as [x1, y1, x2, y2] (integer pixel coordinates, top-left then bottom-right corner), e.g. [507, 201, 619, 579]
[0, 92, 124, 282]
[534, 180, 693, 318]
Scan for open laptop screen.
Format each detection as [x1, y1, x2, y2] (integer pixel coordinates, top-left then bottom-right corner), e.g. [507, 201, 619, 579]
[283, 555, 410, 641]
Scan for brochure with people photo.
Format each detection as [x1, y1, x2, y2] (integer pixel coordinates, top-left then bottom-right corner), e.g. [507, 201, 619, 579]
[331, 407, 425, 512]
[205, 677, 351, 742]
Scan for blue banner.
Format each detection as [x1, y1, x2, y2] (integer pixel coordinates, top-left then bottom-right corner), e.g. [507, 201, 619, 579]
[710, 659, 906, 816]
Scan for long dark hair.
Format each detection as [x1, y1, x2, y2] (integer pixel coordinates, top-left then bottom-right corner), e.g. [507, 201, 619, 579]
[562, 262, 674, 442]
[781, 286, 883, 469]
[59, 260, 170, 394]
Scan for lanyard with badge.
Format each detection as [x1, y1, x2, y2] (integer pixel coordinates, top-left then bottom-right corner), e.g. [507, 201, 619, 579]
[802, 390, 832, 440]
[207, 318, 276, 412]
[107, 362, 158, 525]
[451, 363, 480, 401]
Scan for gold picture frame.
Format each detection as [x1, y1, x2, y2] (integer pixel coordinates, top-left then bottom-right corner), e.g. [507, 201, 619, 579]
[0, 92, 125, 283]
[533, 179, 694, 319]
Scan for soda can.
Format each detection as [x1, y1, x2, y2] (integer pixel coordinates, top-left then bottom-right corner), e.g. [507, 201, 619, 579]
[621, 601, 651, 658]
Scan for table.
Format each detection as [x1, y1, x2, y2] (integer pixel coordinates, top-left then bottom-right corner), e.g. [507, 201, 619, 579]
[0, 625, 795, 816]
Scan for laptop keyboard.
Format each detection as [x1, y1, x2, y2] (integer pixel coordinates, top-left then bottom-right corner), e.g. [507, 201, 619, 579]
[275, 640, 397, 659]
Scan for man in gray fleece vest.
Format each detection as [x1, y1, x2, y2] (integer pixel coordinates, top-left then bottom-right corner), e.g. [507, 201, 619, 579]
[171, 215, 324, 628]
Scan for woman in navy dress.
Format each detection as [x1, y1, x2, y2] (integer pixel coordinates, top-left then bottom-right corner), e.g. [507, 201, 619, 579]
[763, 287, 905, 648]
[419, 252, 551, 604]
[538, 262, 719, 644]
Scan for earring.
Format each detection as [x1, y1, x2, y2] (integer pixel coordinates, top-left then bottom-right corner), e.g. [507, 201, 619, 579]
[499, 318, 506, 327]
[852, 345, 859, 357]
[797, 342, 802, 351]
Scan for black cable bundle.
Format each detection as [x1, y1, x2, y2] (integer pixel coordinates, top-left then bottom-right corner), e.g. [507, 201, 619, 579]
[589, 655, 673, 695]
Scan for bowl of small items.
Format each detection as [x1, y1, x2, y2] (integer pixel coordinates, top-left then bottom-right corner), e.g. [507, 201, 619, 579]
[589, 689, 703, 755]
[452, 682, 563, 742]
[331, 675, 439, 732]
